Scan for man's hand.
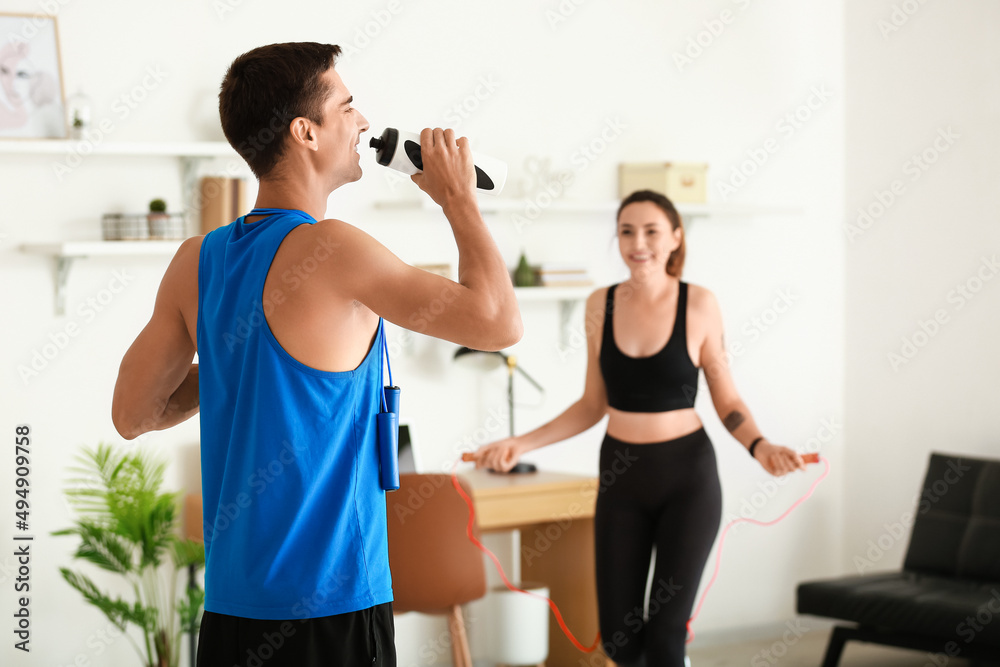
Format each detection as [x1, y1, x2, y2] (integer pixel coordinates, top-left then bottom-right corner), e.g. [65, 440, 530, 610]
[754, 441, 807, 476]
[409, 128, 476, 208]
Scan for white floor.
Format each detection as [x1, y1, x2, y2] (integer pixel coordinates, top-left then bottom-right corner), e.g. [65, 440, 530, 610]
[686, 628, 977, 666]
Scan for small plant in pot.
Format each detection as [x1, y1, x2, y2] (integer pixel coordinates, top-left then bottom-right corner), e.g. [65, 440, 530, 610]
[147, 199, 171, 239]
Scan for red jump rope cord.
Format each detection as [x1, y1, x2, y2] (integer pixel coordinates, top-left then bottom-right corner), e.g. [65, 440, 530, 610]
[450, 455, 830, 654]
[449, 458, 603, 653]
[685, 456, 831, 644]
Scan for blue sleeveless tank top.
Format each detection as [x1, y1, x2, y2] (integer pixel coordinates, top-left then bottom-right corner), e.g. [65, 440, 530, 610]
[197, 208, 392, 620]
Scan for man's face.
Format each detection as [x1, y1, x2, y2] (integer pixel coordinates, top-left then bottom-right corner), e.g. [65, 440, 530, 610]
[315, 67, 369, 189]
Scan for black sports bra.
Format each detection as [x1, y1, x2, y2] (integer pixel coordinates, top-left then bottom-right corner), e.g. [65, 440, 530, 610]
[599, 282, 700, 413]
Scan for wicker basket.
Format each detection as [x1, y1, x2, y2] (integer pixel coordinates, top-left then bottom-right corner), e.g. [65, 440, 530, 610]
[101, 213, 186, 240]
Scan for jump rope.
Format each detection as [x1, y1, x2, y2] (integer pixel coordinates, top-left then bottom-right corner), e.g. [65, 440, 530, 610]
[378, 310, 831, 652]
[452, 450, 831, 652]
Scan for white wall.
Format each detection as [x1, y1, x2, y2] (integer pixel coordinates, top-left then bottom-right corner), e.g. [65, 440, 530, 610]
[842, 0, 1000, 575]
[0, 0, 852, 664]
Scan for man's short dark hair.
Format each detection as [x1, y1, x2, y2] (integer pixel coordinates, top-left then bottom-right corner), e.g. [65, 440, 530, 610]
[219, 42, 342, 179]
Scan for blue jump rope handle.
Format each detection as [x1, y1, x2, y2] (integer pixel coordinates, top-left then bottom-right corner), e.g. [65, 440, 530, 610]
[378, 322, 400, 491]
[378, 387, 400, 491]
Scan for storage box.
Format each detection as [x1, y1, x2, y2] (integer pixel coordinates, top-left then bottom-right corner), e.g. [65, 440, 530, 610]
[618, 162, 709, 203]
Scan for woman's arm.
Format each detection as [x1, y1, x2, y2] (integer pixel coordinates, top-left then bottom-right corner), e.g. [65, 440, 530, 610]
[697, 287, 805, 476]
[472, 288, 609, 472]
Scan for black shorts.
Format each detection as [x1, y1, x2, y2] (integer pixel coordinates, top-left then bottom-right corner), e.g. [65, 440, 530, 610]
[196, 602, 396, 667]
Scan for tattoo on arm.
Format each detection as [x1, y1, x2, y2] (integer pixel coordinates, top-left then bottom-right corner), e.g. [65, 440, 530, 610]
[723, 410, 746, 432]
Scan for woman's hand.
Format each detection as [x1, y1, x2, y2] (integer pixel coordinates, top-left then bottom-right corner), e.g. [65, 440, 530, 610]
[754, 441, 806, 476]
[470, 437, 526, 473]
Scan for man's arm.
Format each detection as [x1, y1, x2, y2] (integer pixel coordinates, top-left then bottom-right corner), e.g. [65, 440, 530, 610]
[328, 128, 523, 350]
[112, 236, 201, 440]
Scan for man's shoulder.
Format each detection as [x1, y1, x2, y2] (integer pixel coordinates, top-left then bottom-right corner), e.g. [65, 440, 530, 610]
[290, 218, 378, 263]
[169, 235, 204, 275]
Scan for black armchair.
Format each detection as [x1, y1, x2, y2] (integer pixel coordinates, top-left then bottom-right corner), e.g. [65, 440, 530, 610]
[797, 452, 1000, 666]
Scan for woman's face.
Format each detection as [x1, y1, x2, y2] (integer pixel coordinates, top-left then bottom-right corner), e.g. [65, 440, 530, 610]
[617, 201, 681, 278]
[0, 42, 33, 107]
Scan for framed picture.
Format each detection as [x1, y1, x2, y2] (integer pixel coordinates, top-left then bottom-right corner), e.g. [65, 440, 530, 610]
[0, 13, 67, 139]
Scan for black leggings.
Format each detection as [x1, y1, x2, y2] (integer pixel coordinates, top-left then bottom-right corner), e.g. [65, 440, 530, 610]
[594, 428, 722, 667]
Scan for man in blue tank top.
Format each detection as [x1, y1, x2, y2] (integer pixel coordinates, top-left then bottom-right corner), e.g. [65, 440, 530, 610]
[111, 42, 522, 666]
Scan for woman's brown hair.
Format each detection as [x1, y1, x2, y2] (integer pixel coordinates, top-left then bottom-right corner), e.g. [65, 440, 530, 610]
[616, 189, 686, 277]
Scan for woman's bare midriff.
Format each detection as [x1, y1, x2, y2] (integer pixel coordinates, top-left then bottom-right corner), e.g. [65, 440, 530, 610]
[606, 406, 703, 444]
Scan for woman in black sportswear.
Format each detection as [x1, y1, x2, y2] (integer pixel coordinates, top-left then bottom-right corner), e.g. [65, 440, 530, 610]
[472, 190, 806, 667]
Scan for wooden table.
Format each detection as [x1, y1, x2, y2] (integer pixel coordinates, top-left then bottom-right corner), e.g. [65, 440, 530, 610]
[461, 469, 610, 667]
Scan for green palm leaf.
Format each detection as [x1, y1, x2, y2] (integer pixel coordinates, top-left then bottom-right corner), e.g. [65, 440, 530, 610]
[54, 442, 206, 667]
[64, 521, 134, 574]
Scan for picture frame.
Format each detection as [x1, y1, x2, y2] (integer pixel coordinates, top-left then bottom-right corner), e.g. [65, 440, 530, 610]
[0, 12, 67, 139]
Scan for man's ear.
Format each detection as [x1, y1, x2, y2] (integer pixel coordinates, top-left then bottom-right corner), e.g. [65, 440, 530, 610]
[288, 117, 317, 149]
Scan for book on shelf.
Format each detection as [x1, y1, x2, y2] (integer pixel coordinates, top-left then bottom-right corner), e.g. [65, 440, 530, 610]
[537, 279, 594, 287]
[535, 262, 592, 287]
[199, 177, 249, 234]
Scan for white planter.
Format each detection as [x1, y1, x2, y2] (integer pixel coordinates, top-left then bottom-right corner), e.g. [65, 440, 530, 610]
[488, 582, 549, 665]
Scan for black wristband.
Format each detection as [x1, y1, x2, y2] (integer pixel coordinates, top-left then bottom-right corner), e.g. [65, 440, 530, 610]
[748, 436, 765, 459]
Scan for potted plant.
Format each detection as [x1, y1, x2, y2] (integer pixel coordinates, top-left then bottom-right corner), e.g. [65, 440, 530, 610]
[53, 443, 205, 667]
[147, 199, 170, 240]
[513, 250, 538, 287]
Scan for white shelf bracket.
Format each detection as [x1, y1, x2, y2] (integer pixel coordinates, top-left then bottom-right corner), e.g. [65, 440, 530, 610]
[54, 255, 75, 316]
[558, 298, 582, 348]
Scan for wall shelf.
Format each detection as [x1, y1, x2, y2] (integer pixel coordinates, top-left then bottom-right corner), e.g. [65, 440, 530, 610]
[21, 240, 183, 315]
[375, 198, 801, 220]
[4, 141, 242, 240]
[4, 140, 240, 315]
